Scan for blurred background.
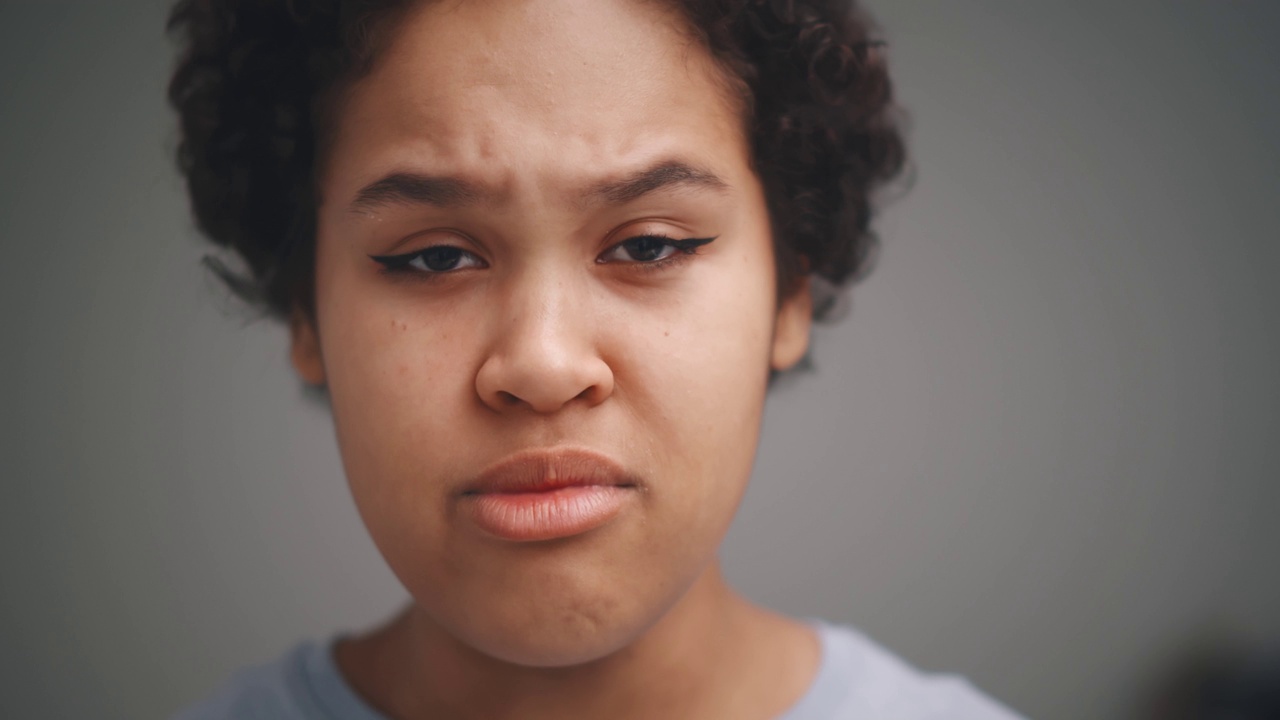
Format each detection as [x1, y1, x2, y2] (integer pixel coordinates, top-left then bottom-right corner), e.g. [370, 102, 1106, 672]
[2, 1, 1278, 718]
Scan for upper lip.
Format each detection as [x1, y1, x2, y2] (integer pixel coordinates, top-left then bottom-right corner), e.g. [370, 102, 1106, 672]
[461, 448, 639, 495]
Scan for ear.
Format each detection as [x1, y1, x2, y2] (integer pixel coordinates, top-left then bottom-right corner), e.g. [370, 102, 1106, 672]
[770, 275, 813, 371]
[289, 307, 327, 386]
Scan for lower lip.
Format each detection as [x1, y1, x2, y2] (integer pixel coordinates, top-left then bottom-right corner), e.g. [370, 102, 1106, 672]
[463, 485, 632, 542]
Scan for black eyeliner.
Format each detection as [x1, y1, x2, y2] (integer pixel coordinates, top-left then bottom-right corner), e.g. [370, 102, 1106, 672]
[595, 234, 719, 264]
[371, 234, 717, 273]
[368, 251, 416, 270]
[666, 235, 717, 253]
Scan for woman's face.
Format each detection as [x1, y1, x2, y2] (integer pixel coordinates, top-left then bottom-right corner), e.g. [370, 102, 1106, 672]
[294, 0, 811, 666]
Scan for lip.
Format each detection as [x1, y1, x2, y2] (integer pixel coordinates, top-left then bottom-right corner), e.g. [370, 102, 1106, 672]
[459, 448, 640, 542]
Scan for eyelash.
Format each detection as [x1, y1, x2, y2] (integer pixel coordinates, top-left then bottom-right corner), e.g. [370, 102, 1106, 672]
[597, 234, 717, 272]
[369, 234, 717, 278]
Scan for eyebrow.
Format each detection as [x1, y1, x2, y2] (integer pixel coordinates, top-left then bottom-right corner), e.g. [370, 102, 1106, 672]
[349, 174, 483, 213]
[347, 159, 729, 214]
[588, 160, 729, 206]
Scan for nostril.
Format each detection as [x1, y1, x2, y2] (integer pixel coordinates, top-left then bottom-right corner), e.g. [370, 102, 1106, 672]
[476, 353, 614, 414]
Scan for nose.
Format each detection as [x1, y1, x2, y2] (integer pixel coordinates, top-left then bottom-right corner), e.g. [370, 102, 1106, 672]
[475, 275, 614, 414]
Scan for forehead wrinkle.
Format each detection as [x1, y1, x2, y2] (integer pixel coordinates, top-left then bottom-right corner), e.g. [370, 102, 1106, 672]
[331, 1, 749, 220]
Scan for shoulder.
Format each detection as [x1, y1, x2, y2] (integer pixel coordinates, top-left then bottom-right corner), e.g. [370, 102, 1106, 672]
[803, 621, 1028, 720]
[170, 641, 327, 720]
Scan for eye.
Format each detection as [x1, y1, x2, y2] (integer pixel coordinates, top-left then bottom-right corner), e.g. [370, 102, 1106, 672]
[598, 234, 717, 264]
[370, 245, 486, 274]
[407, 246, 482, 272]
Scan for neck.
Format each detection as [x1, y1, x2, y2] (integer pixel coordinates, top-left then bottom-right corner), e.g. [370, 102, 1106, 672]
[339, 562, 816, 720]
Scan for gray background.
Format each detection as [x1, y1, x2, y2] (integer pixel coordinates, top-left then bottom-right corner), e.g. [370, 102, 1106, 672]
[2, 1, 1277, 718]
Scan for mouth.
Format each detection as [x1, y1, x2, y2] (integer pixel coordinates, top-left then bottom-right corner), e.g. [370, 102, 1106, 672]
[458, 448, 640, 542]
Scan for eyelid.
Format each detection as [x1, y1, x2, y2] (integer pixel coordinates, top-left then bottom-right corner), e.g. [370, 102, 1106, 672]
[371, 224, 486, 257]
[596, 233, 718, 264]
[370, 226, 714, 269]
[369, 244, 487, 273]
[380, 227, 487, 256]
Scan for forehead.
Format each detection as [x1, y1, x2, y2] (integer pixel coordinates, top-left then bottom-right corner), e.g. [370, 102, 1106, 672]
[321, 0, 747, 200]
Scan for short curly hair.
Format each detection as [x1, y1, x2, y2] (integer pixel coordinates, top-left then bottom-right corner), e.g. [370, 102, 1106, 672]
[167, 0, 906, 321]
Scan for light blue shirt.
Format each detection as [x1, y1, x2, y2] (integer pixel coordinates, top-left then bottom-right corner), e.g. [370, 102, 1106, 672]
[173, 619, 1026, 719]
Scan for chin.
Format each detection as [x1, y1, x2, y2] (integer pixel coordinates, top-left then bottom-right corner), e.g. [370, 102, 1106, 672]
[415, 551, 693, 669]
[445, 598, 657, 668]
[469, 628, 637, 668]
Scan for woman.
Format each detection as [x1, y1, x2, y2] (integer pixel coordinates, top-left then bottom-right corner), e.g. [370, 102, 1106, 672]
[168, 0, 1022, 717]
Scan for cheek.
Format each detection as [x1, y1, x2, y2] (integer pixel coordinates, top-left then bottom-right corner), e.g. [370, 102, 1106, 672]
[313, 256, 482, 519]
[321, 285, 461, 420]
[615, 248, 777, 521]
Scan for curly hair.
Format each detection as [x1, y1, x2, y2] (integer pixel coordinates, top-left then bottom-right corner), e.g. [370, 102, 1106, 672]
[167, 0, 906, 321]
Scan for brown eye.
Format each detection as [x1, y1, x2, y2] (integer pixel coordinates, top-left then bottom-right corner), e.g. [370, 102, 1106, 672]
[598, 234, 718, 265]
[370, 245, 485, 274]
[620, 236, 675, 262]
[410, 246, 472, 272]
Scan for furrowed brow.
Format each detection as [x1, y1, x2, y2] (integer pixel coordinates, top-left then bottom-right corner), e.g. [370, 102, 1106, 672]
[589, 160, 729, 206]
[349, 173, 483, 213]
